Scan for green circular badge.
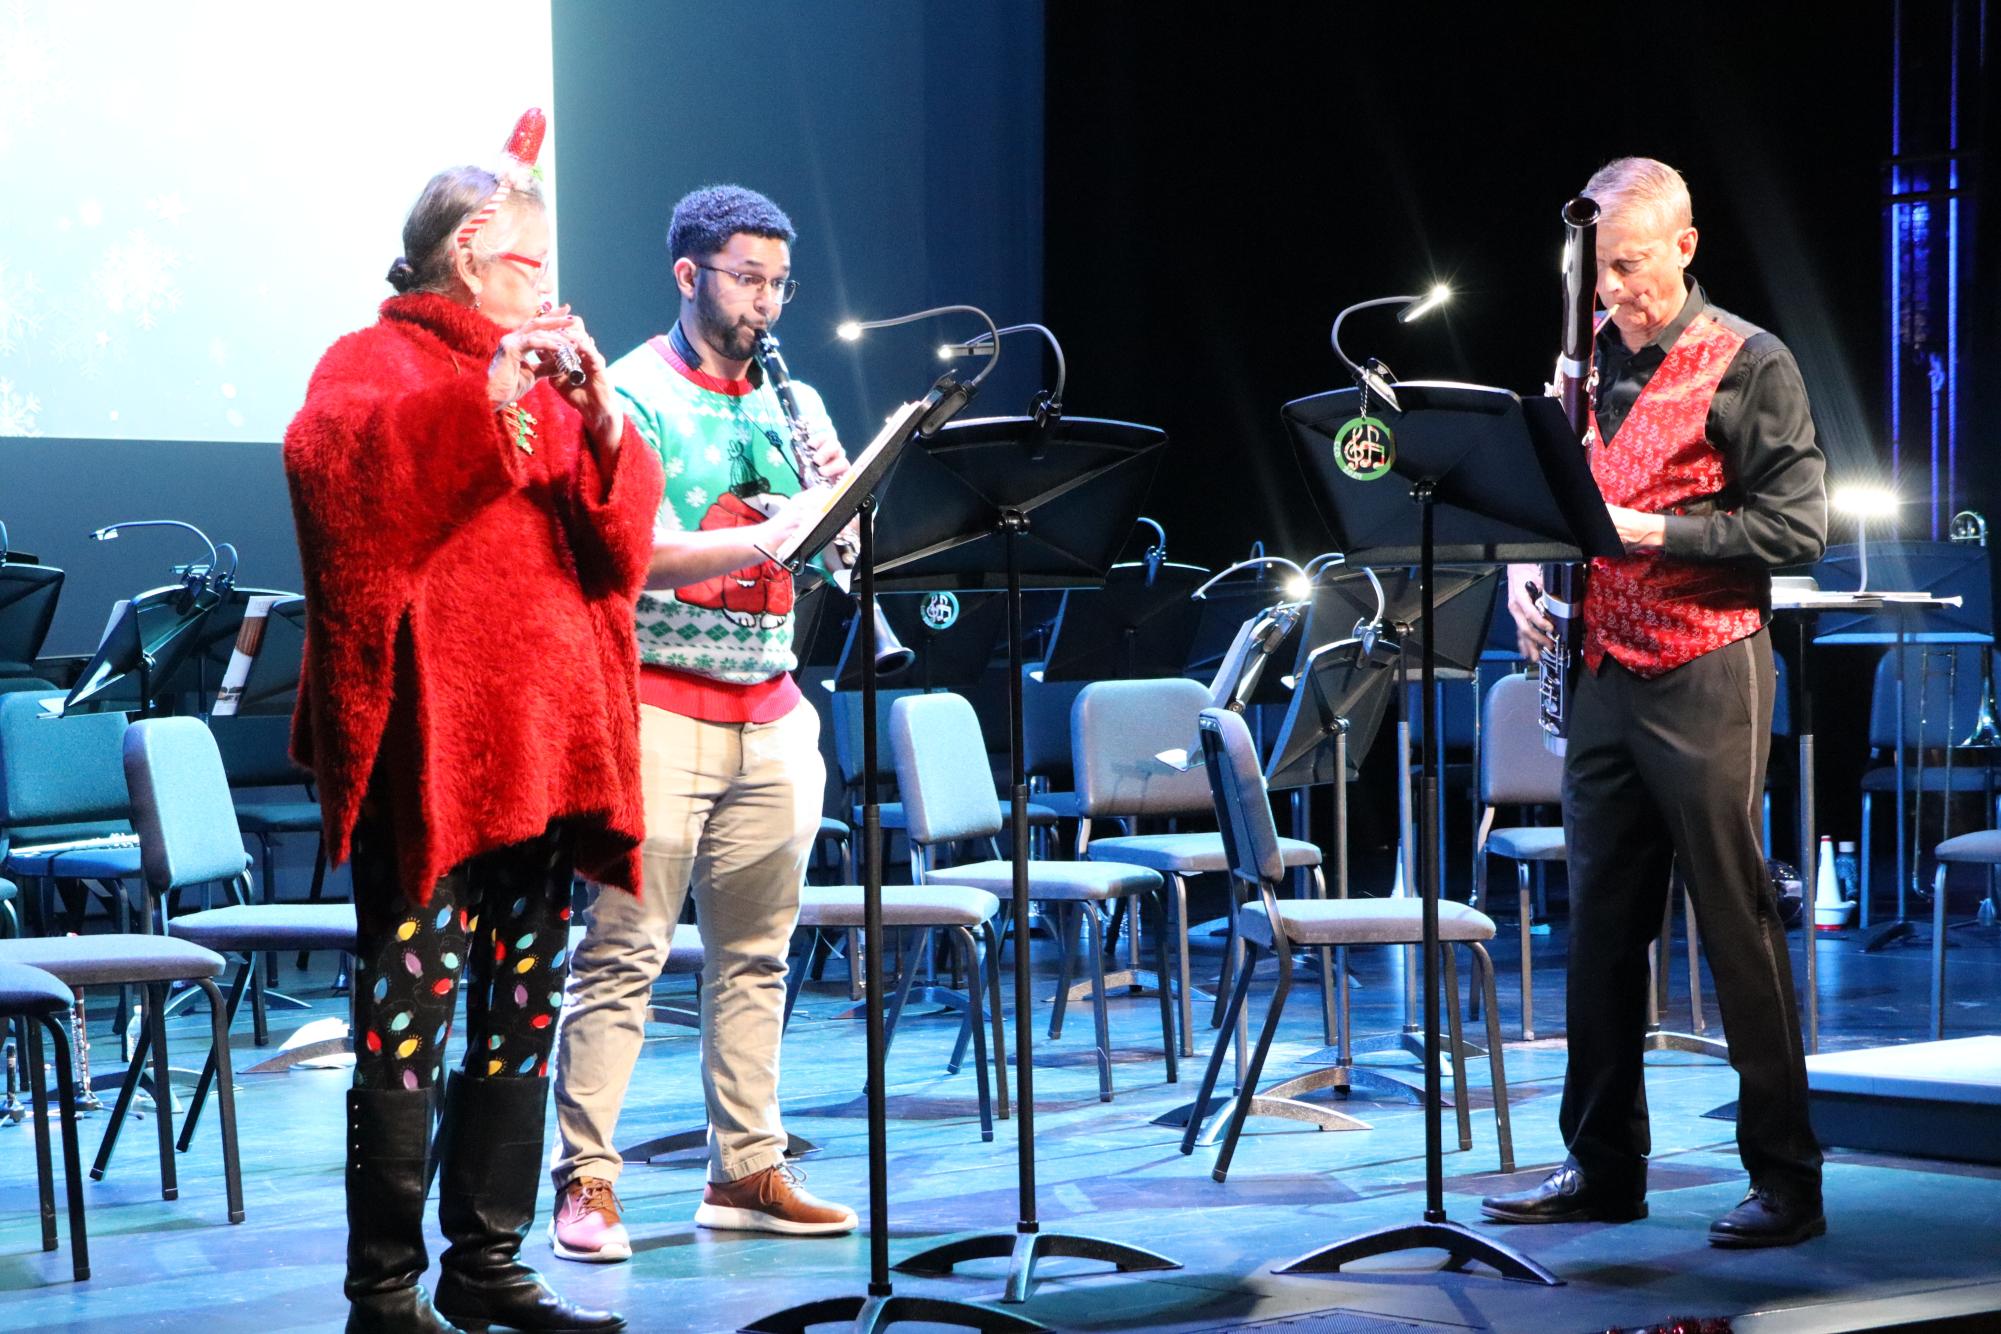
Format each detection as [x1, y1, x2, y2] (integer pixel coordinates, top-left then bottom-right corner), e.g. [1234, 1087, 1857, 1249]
[1333, 416, 1396, 481]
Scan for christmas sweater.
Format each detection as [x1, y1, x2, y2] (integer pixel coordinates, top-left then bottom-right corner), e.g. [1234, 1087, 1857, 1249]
[609, 334, 835, 686]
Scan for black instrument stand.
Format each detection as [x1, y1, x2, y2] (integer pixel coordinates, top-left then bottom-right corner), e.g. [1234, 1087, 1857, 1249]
[882, 414, 1181, 1305]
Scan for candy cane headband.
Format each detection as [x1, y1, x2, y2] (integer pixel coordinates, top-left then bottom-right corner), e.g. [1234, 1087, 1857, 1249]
[454, 108, 548, 250]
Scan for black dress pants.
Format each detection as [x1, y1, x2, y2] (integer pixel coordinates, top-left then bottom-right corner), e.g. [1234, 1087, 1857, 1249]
[1559, 627, 1822, 1199]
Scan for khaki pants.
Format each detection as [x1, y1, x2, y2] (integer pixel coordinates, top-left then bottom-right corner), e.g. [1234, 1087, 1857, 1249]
[552, 699, 823, 1187]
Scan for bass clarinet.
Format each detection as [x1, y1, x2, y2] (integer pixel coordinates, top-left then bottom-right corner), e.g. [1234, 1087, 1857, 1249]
[1535, 194, 1601, 755]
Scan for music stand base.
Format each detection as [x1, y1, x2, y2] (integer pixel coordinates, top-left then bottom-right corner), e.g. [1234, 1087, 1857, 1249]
[739, 1292, 1045, 1334]
[895, 1227, 1182, 1305]
[1275, 1219, 1562, 1286]
[1336, 1027, 1485, 1063]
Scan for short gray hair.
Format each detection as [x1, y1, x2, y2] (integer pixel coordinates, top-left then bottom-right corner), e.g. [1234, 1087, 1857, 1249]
[386, 166, 545, 295]
[1582, 157, 1693, 235]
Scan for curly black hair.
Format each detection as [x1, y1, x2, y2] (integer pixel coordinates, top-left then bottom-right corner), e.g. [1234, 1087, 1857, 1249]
[666, 185, 796, 261]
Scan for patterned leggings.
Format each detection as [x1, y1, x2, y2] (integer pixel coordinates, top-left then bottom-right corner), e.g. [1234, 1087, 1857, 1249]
[350, 816, 576, 1091]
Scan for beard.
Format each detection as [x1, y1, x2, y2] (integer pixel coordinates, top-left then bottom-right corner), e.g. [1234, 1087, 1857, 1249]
[693, 281, 763, 363]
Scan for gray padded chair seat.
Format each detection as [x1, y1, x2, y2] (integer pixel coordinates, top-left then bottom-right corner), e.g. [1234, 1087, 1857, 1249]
[1861, 765, 1997, 793]
[848, 800, 1060, 832]
[1485, 827, 1566, 861]
[566, 920, 705, 974]
[1935, 829, 2001, 862]
[6, 841, 142, 879]
[0, 934, 225, 986]
[232, 802, 322, 834]
[1084, 831, 1319, 874]
[0, 960, 73, 1014]
[798, 884, 999, 929]
[928, 858, 1161, 901]
[1239, 897, 1497, 950]
[170, 904, 357, 952]
[818, 816, 850, 841]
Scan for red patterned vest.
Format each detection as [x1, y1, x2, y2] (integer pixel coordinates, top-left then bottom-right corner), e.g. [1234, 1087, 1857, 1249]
[1581, 312, 1765, 678]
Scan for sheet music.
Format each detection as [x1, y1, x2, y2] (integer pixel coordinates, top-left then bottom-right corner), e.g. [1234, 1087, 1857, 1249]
[769, 399, 928, 568]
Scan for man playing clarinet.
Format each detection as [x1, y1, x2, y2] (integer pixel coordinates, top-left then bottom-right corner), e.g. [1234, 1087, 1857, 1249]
[549, 185, 858, 1261]
[1485, 157, 1829, 1248]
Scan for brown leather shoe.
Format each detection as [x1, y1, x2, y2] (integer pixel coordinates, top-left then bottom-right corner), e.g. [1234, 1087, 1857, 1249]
[694, 1165, 858, 1236]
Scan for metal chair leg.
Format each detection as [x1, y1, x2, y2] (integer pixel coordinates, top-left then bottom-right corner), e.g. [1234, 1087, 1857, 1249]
[179, 959, 254, 1150]
[1472, 942, 1514, 1173]
[1182, 938, 1254, 1157]
[36, 1014, 91, 1279]
[1048, 904, 1076, 1039]
[1084, 904, 1114, 1102]
[952, 926, 994, 1143]
[1442, 947, 1472, 1152]
[146, 983, 178, 1201]
[25, 1017, 57, 1251]
[985, 919, 1009, 1120]
[1213, 942, 1292, 1182]
[1151, 892, 1178, 1084]
[1517, 861, 1536, 1041]
[199, 977, 245, 1223]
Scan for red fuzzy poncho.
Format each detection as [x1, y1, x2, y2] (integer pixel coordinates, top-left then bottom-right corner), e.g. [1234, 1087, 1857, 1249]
[283, 293, 663, 906]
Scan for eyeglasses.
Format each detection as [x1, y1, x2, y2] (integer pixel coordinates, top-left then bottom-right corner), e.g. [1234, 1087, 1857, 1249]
[695, 263, 799, 305]
[496, 251, 549, 276]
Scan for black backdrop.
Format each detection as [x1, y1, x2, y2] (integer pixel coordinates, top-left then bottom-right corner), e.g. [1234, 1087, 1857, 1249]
[1045, 5, 1893, 571]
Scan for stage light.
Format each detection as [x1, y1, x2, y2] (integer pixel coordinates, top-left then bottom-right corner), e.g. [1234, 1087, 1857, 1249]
[836, 320, 863, 341]
[1284, 573, 1313, 601]
[1397, 284, 1452, 324]
[1832, 484, 1898, 519]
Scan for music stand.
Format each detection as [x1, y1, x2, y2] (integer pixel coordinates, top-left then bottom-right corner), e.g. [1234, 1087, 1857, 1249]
[148, 587, 298, 714]
[1273, 380, 1614, 1285]
[1810, 541, 1995, 938]
[0, 561, 64, 675]
[1039, 560, 1210, 681]
[877, 414, 1182, 1306]
[62, 583, 222, 716]
[742, 396, 1043, 1334]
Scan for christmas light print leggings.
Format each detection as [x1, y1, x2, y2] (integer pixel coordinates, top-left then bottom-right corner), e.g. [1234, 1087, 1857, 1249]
[348, 814, 576, 1091]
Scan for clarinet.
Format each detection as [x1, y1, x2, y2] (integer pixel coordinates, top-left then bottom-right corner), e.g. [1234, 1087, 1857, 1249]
[754, 332, 859, 571]
[1536, 195, 1601, 756]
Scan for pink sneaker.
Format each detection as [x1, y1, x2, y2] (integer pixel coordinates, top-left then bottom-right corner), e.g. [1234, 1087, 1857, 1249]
[549, 1176, 632, 1263]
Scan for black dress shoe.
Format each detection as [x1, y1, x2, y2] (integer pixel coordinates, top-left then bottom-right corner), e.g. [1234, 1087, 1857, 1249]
[1708, 1185, 1826, 1248]
[1480, 1166, 1648, 1224]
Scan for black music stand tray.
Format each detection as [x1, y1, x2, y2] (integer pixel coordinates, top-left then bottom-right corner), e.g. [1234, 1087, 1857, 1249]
[1039, 560, 1210, 681]
[871, 414, 1182, 1307]
[1272, 380, 1617, 1286]
[63, 582, 222, 716]
[833, 589, 1008, 693]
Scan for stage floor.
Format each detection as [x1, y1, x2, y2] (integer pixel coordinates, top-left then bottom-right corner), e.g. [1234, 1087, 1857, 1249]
[5, 878, 1999, 1333]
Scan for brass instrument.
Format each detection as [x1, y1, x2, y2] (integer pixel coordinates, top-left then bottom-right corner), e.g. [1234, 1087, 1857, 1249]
[1536, 194, 1601, 754]
[752, 331, 914, 678]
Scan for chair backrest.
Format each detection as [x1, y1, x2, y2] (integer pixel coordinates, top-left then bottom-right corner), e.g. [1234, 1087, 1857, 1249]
[0, 562, 64, 672]
[208, 713, 310, 788]
[1480, 672, 1563, 807]
[1867, 644, 2001, 750]
[832, 686, 926, 788]
[890, 692, 1002, 846]
[1073, 677, 1214, 819]
[0, 690, 131, 830]
[123, 717, 251, 894]
[1023, 664, 1088, 785]
[1198, 707, 1285, 890]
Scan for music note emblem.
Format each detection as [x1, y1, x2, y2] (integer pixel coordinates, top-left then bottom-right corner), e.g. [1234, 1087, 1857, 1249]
[1333, 415, 1396, 481]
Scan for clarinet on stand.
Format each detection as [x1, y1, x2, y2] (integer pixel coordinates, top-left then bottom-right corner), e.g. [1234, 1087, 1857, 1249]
[73, 995, 104, 1113]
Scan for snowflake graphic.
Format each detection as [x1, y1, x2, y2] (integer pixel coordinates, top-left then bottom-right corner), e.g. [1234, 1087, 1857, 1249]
[0, 258, 43, 355]
[0, 378, 43, 436]
[95, 230, 181, 330]
[662, 456, 685, 479]
[145, 193, 189, 224]
[683, 486, 709, 510]
[766, 444, 788, 469]
[703, 444, 724, 465]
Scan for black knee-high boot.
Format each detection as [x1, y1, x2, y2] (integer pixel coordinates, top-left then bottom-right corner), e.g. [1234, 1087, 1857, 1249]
[431, 1073, 624, 1333]
[345, 1088, 462, 1333]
